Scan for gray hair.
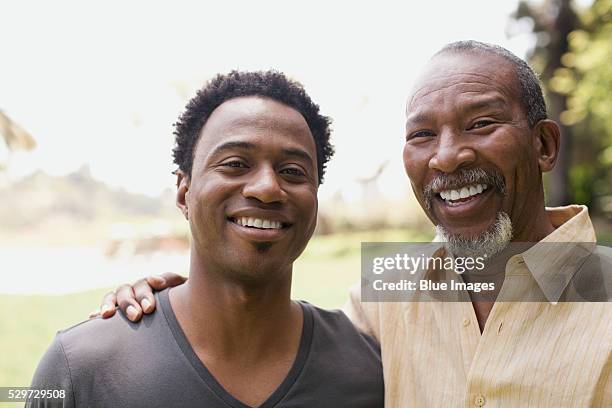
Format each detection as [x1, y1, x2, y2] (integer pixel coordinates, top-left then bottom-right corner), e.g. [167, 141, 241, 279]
[435, 40, 547, 128]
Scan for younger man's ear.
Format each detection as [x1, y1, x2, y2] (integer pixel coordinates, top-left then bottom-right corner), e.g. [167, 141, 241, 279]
[533, 119, 561, 173]
[176, 170, 190, 220]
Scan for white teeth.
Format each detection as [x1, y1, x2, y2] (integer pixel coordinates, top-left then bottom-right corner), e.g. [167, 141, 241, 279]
[438, 183, 488, 202]
[234, 217, 283, 229]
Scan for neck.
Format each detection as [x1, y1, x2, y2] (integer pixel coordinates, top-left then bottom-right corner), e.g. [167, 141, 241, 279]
[513, 188, 556, 242]
[170, 250, 302, 360]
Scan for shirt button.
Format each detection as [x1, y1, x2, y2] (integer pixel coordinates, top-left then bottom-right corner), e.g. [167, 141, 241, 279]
[474, 395, 485, 407]
[462, 318, 471, 327]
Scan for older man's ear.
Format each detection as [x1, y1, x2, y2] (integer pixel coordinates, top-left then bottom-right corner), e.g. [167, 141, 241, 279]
[533, 119, 561, 173]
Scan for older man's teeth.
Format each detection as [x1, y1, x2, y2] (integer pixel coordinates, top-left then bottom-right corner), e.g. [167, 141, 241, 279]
[234, 217, 283, 229]
[439, 184, 488, 202]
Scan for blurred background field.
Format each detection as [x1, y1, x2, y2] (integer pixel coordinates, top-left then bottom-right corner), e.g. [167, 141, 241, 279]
[1, 0, 612, 401]
[0, 229, 432, 393]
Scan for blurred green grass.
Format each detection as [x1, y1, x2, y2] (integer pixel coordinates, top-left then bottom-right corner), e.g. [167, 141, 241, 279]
[0, 228, 431, 396]
[0, 288, 108, 392]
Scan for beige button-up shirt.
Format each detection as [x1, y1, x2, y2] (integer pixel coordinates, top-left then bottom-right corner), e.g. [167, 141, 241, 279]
[345, 205, 611, 407]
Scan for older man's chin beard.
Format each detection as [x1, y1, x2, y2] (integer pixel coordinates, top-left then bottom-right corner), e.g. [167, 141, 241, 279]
[435, 212, 513, 259]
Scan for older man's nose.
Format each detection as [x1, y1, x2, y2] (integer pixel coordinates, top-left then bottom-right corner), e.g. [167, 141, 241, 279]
[428, 131, 476, 173]
[242, 166, 288, 203]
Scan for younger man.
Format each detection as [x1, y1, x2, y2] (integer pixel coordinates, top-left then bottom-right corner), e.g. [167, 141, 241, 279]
[29, 71, 384, 408]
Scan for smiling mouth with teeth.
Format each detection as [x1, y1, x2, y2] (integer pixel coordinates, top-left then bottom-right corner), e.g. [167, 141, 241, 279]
[230, 217, 287, 230]
[438, 183, 489, 204]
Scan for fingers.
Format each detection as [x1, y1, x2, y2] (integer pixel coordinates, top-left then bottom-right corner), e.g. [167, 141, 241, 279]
[97, 291, 118, 319]
[146, 272, 187, 290]
[116, 284, 142, 322]
[88, 309, 101, 319]
[94, 273, 187, 323]
[90, 291, 118, 319]
[133, 279, 156, 315]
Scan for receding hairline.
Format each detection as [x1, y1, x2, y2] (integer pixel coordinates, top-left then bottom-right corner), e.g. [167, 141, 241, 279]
[406, 55, 519, 115]
[430, 48, 520, 83]
[427, 40, 548, 127]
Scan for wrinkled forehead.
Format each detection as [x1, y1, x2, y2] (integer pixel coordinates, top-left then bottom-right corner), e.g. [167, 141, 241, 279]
[406, 53, 520, 114]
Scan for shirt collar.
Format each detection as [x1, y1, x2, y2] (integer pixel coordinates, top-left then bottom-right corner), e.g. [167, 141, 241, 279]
[427, 205, 596, 303]
[518, 205, 596, 303]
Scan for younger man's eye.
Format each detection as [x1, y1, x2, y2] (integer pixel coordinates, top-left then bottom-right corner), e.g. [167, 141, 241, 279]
[222, 160, 247, 168]
[407, 129, 435, 140]
[281, 168, 305, 177]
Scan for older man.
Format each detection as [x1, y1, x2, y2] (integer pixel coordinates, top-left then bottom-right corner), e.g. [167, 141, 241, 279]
[346, 41, 611, 407]
[98, 42, 611, 407]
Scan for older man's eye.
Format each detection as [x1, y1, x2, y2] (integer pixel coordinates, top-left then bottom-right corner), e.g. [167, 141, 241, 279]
[470, 120, 495, 130]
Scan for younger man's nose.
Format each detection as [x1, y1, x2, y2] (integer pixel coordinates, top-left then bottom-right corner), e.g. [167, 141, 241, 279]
[242, 166, 288, 204]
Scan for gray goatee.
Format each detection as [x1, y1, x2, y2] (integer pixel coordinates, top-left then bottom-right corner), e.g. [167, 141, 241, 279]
[436, 212, 513, 259]
[425, 168, 512, 258]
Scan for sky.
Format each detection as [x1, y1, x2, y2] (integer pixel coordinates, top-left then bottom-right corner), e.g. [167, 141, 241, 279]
[1, 0, 536, 203]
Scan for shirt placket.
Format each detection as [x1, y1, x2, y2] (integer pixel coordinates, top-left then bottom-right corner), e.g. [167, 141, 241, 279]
[462, 259, 533, 408]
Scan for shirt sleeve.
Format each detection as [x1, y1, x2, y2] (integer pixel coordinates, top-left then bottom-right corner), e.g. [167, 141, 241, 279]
[341, 282, 378, 340]
[27, 334, 75, 408]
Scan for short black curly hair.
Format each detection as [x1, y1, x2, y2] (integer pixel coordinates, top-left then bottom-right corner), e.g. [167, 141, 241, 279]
[173, 70, 334, 185]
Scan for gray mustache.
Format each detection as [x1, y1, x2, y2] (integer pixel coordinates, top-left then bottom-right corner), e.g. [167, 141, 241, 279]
[423, 168, 506, 210]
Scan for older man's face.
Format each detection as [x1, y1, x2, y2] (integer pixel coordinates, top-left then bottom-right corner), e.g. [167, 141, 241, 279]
[403, 52, 543, 252]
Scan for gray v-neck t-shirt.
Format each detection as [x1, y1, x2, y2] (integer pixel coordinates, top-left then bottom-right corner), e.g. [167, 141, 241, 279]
[29, 289, 384, 407]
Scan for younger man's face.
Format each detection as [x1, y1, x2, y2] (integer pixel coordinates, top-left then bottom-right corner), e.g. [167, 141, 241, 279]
[178, 96, 319, 283]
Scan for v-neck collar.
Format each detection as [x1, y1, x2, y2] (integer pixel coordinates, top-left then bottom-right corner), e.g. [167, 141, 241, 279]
[159, 289, 314, 408]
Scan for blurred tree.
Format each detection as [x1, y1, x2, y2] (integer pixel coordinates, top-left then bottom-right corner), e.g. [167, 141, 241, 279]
[0, 110, 36, 171]
[513, 0, 579, 206]
[550, 0, 612, 214]
[512, 0, 612, 214]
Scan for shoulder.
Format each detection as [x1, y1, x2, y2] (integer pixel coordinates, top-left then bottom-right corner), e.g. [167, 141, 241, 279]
[300, 301, 380, 356]
[30, 308, 169, 404]
[59, 310, 148, 354]
[571, 244, 612, 301]
[293, 302, 384, 404]
[30, 333, 72, 386]
[49, 308, 166, 379]
[591, 244, 612, 261]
